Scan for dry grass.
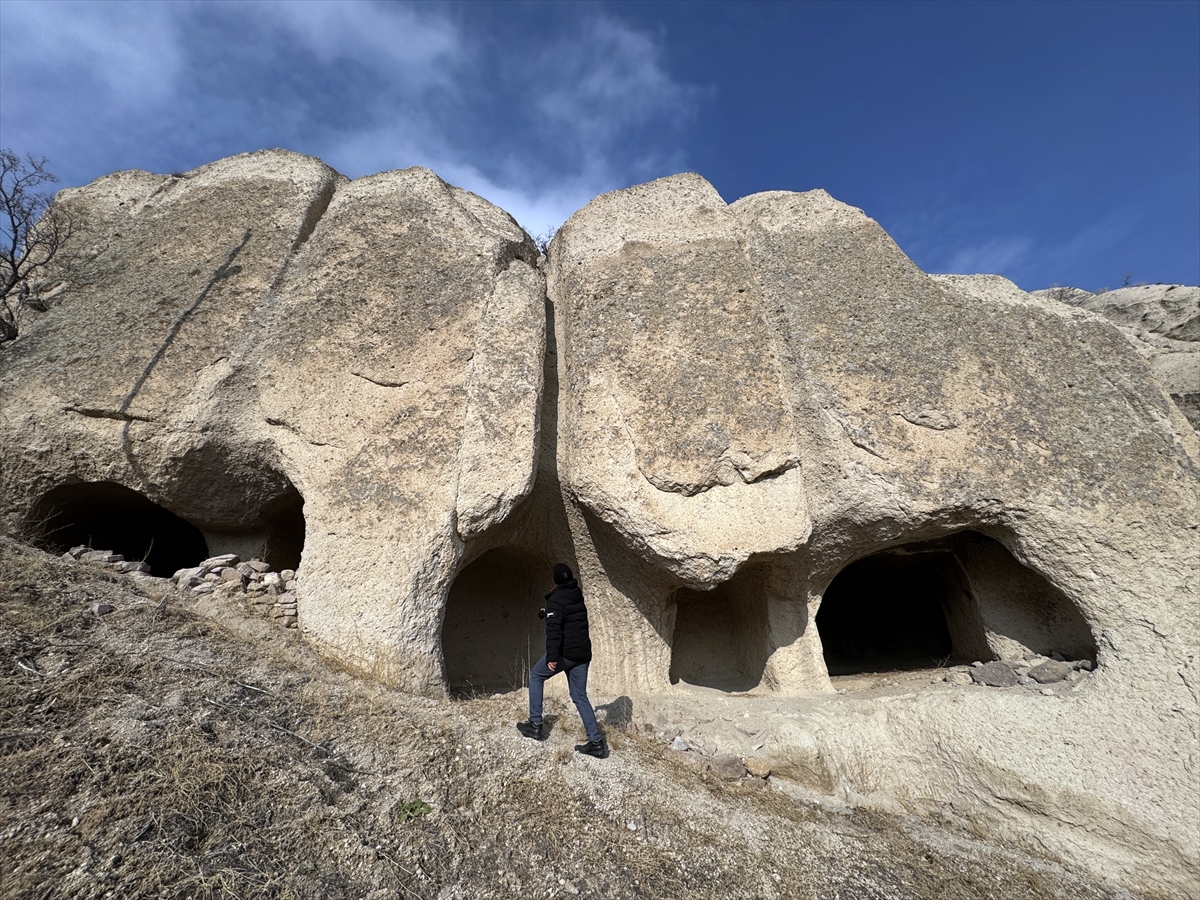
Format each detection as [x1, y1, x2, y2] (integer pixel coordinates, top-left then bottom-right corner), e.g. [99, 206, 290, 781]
[0, 537, 1142, 900]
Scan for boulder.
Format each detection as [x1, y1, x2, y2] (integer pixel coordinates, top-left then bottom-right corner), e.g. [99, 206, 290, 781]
[1, 155, 1196, 897]
[248, 166, 544, 690]
[1030, 284, 1200, 433]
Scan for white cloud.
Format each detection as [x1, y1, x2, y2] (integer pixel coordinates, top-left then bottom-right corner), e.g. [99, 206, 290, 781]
[0, 1, 699, 236]
[943, 236, 1034, 275]
[0, 0, 182, 104]
[252, 0, 460, 86]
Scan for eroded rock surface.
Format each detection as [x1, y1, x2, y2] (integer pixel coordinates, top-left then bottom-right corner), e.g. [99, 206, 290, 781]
[1, 157, 1197, 898]
[1031, 283, 1200, 432]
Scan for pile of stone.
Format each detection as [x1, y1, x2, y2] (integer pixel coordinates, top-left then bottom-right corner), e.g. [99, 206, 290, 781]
[171, 554, 299, 628]
[933, 653, 1095, 689]
[62, 545, 155, 577]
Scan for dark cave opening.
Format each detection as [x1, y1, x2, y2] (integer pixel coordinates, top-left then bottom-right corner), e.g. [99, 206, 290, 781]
[442, 547, 553, 695]
[816, 550, 959, 676]
[31, 481, 209, 577]
[260, 485, 305, 572]
[816, 531, 1098, 676]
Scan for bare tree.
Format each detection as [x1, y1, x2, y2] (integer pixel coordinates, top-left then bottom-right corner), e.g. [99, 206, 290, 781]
[1, 149, 78, 343]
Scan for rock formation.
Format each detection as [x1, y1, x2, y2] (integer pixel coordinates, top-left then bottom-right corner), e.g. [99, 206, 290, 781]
[1, 152, 1196, 895]
[1030, 282, 1200, 432]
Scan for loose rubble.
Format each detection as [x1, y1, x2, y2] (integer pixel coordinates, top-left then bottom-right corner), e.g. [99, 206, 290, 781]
[60, 546, 299, 628]
[930, 656, 1095, 690]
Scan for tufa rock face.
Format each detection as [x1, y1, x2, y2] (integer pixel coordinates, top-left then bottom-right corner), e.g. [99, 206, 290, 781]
[251, 166, 544, 690]
[1030, 282, 1200, 433]
[1, 159, 1197, 897]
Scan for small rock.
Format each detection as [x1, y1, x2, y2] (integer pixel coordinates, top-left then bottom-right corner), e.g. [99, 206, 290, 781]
[201, 554, 240, 569]
[219, 568, 246, 584]
[970, 661, 1019, 687]
[61, 551, 75, 561]
[89, 602, 115, 615]
[245, 582, 267, 592]
[1017, 675, 1034, 686]
[246, 559, 271, 573]
[971, 660, 984, 668]
[280, 569, 296, 582]
[173, 567, 202, 583]
[1065, 669, 1084, 683]
[182, 575, 205, 588]
[68, 545, 89, 559]
[947, 671, 974, 686]
[236, 563, 256, 578]
[193, 583, 215, 595]
[284, 580, 298, 592]
[668, 735, 688, 752]
[82, 551, 121, 564]
[666, 748, 704, 767]
[117, 561, 151, 574]
[1074, 659, 1095, 672]
[744, 757, 771, 778]
[204, 573, 221, 583]
[1028, 660, 1073, 684]
[284, 618, 298, 629]
[1040, 688, 1054, 696]
[708, 753, 746, 781]
[261, 572, 282, 587]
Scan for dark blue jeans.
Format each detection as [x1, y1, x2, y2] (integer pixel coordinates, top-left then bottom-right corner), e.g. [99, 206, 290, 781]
[528, 653, 602, 744]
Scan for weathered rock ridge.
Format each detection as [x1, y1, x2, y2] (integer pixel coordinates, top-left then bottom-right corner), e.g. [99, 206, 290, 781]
[1, 151, 1196, 896]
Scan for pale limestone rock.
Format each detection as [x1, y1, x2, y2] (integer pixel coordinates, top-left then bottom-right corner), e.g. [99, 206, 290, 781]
[251, 166, 544, 693]
[1, 155, 1197, 897]
[1032, 283, 1200, 433]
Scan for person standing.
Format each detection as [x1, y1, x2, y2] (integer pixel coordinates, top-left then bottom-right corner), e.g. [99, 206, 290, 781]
[517, 563, 606, 758]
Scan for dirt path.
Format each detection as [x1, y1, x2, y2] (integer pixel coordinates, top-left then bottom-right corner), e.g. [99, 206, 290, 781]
[0, 539, 1140, 900]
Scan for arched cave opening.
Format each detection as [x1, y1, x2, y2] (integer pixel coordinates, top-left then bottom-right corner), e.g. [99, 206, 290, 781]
[442, 547, 553, 695]
[260, 484, 305, 572]
[31, 481, 209, 576]
[816, 550, 958, 675]
[816, 531, 1097, 676]
[669, 563, 771, 692]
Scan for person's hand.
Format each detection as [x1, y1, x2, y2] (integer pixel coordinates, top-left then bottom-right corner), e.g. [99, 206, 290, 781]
[538, 607, 546, 620]
[547, 661, 558, 672]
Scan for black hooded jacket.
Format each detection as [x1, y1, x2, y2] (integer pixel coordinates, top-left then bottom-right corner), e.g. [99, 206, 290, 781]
[544, 578, 592, 665]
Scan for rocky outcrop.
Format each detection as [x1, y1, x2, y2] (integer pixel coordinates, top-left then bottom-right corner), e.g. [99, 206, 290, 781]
[1030, 283, 1200, 432]
[250, 166, 544, 690]
[1, 157, 1197, 897]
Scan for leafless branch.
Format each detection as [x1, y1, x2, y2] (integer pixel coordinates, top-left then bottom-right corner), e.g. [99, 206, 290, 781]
[0, 149, 80, 343]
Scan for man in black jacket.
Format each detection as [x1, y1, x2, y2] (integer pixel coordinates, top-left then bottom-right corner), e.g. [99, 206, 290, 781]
[517, 563, 606, 758]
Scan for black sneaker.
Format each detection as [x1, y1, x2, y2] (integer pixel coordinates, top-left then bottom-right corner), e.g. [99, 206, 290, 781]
[574, 739, 607, 759]
[516, 720, 545, 741]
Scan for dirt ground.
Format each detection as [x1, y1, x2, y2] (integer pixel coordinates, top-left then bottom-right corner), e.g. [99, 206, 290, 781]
[0, 538, 1144, 900]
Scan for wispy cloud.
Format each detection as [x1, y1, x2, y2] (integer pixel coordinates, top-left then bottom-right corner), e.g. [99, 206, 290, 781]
[943, 237, 1035, 276]
[0, 1, 699, 236]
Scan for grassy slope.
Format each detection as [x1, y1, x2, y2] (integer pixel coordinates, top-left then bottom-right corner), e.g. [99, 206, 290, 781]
[0, 538, 1138, 900]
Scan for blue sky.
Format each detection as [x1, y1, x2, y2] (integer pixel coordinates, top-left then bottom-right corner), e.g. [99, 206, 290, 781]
[1, 0, 1196, 291]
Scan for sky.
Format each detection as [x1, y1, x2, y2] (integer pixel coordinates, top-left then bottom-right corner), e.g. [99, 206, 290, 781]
[1, 0, 1196, 291]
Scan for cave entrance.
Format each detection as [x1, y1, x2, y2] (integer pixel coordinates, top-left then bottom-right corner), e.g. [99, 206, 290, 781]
[816, 550, 959, 676]
[31, 481, 208, 577]
[816, 531, 1096, 676]
[442, 547, 552, 696]
[260, 484, 305, 572]
[669, 564, 771, 692]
